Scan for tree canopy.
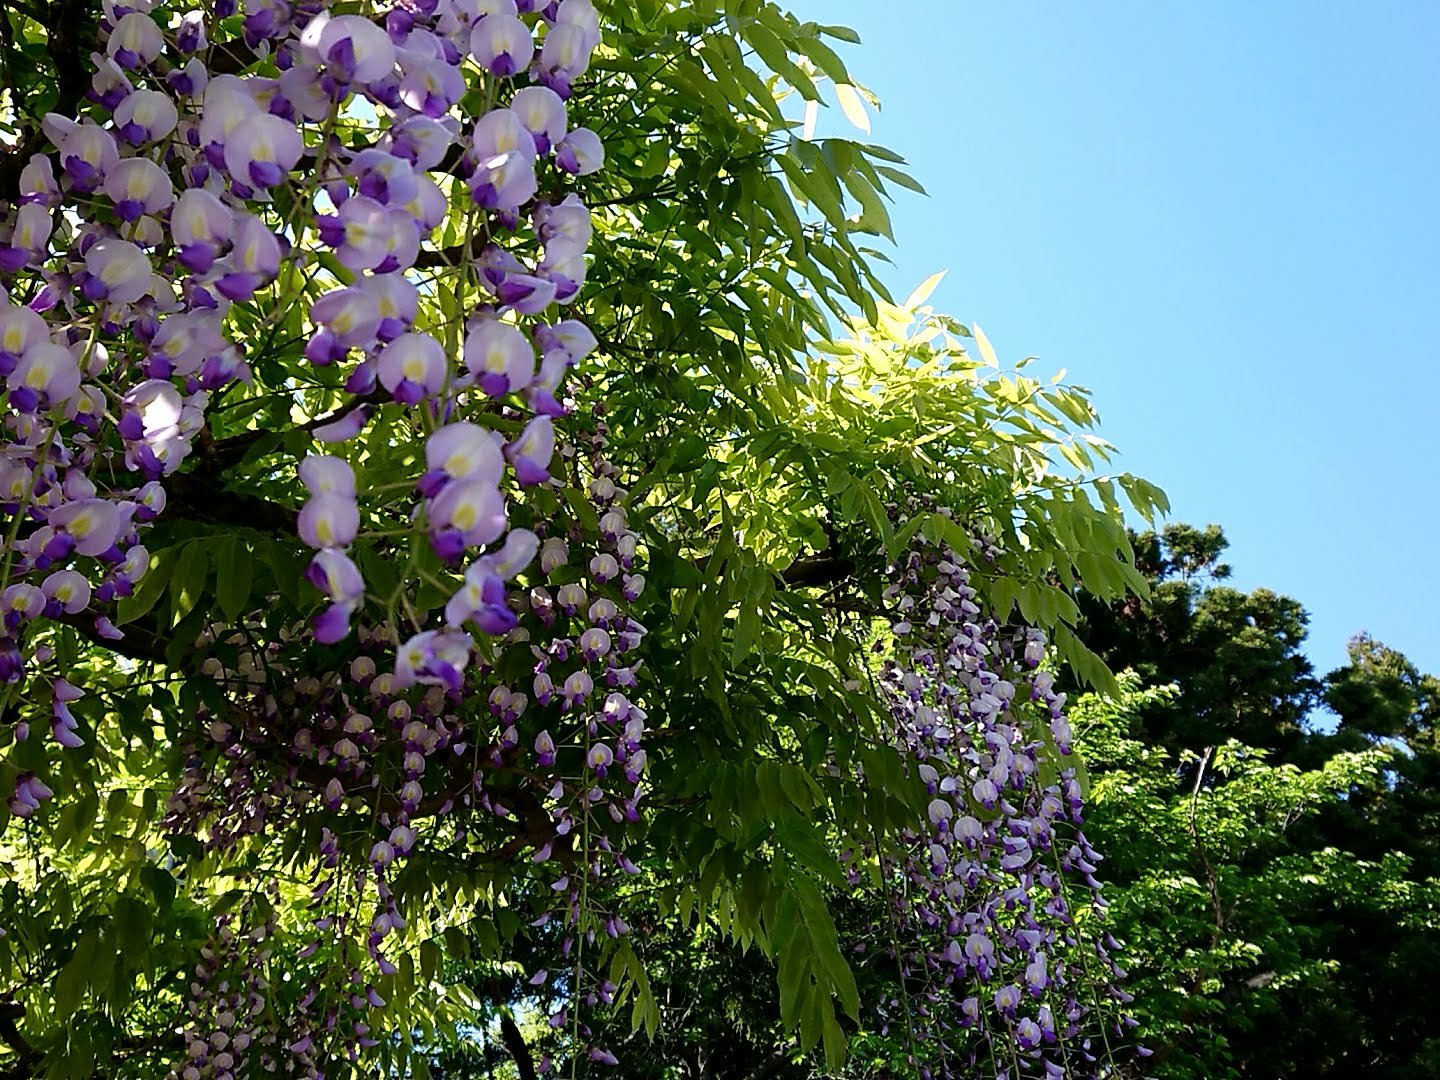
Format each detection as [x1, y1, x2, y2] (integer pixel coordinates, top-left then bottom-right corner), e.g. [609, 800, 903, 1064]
[1074, 525, 1440, 1079]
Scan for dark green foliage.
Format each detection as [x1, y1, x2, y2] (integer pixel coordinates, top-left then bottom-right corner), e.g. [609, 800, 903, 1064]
[1073, 523, 1319, 755]
[1076, 525, 1440, 1080]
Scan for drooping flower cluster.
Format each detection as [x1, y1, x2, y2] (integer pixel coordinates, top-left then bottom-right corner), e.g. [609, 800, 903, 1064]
[1, 0, 635, 1069]
[160, 418, 649, 1070]
[518, 413, 650, 1067]
[864, 530, 1138, 1078]
[176, 889, 285, 1080]
[0, 0, 606, 788]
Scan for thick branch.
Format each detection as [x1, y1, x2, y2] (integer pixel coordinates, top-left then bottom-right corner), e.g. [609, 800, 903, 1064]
[0, 0, 96, 200]
[779, 553, 855, 588]
[498, 1012, 540, 1080]
[743, 1046, 797, 1080]
[412, 232, 490, 270]
[57, 610, 167, 665]
[164, 473, 298, 534]
[0, 998, 39, 1080]
[168, 391, 387, 533]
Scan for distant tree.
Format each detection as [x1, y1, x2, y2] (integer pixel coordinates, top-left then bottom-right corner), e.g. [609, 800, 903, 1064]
[1074, 524, 1440, 1079]
[1073, 524, 1319, 756]
[1077, 679, 1440, 1080]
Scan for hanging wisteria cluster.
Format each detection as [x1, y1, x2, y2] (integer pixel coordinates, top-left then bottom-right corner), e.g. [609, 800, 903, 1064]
[864, 529, 1141, 1079]
[0, 0, 655, 1071]
[157, 409, 649, 1073]
[1, 0, 604, 786]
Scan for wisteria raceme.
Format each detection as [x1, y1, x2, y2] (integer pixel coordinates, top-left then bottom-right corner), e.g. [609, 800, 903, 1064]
[159, 421, 649, 1072]
[861, 525, 1142, 1079]
[0, 0, 626, 1069]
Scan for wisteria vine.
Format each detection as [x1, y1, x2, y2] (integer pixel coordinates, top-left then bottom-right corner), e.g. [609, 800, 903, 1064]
[0, 0, 1141, 1074]
[859, 527, 1142, 1079]
[0, 0, 649, 1071]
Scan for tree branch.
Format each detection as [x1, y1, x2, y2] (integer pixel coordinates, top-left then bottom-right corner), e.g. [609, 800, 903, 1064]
[779, 553, 855, 589]
[0, 0, 97, 200]
[164, 473, 298, 534]
[0, 997, 40, 1080]
[162, 391, 386, 535]
[57, 610, 167, 665]
[743, 1045, 797, 1080]
[1187, 746, 1225, 948]
[498, 1012, 539, 1080]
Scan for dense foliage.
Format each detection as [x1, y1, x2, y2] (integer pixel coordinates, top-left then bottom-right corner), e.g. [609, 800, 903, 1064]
[0, 1, 1162, 1077]
[459, 523, 1440, 1080]
[1076, 526, 1440, 1080]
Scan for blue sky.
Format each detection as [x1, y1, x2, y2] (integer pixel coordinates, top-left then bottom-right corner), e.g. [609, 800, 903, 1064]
[793, 1, 1440, 681]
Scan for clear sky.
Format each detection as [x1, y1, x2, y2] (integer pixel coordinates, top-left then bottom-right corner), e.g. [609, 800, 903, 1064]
[792, 1, 1440, 681]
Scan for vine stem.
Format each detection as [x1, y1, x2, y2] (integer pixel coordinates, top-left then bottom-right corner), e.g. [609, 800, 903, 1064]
[570, 721, 593, 1078]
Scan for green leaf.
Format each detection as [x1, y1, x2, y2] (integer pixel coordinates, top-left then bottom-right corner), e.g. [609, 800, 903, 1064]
[819, 23, 862, 44]
[168, 541, 210, 627]
[876, 164, 927, 195]
[797, 36, 850, 84]
[53, 932, 98, 1022]
[775, 820, 844, 887]
[745, 25, 820, 100]
[904, 270, 947, 310]
[835, 83, 870, 134]
[142, 866, 177, 910]
[973, 322, 1000, 367]
[116, 547, 176, 625]
[776, 934, 808, 1026]
[215, 537, 255, 624]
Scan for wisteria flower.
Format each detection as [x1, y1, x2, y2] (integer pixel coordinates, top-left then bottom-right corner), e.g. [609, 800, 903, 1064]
[399, 50, 467, 118]
[555, 127, 604, 176]
[299, 454, 356, 498]
[420, 421, 504, 497]
[306, 549, 365, 643]
[535, 194, 592, 261]
[356, 272, 419, 341]
[394, 628, 472, 691]
[428, 478, 506, 559]
[48, 117, 119, 190]
[224, 111, 304, 190]
[215, 214, 282, 301]
[316, 15, 398, 85]
[467, 109, 538, 211]
[42, 570, 92, 616]
[470, 12, 533, 75]
[81, 239, 151, 306]
[377, 331, 447, 404]
[512, 85, 567, 154]
[298, 493, 359, 550]
[464, 317, 534, 396]
[0, 304, 47, 377]
[104, 157, 174, 221]
[0, 204, 54, 272]
[108, 12, 165, 69]
[113, 88, 179, 145]
[318, 195, 402, 272]
[9, 343, 81, 413]
[171, 189, 235, 274]
[46, 498, 124, 559]
[307, 286, 382, 364]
